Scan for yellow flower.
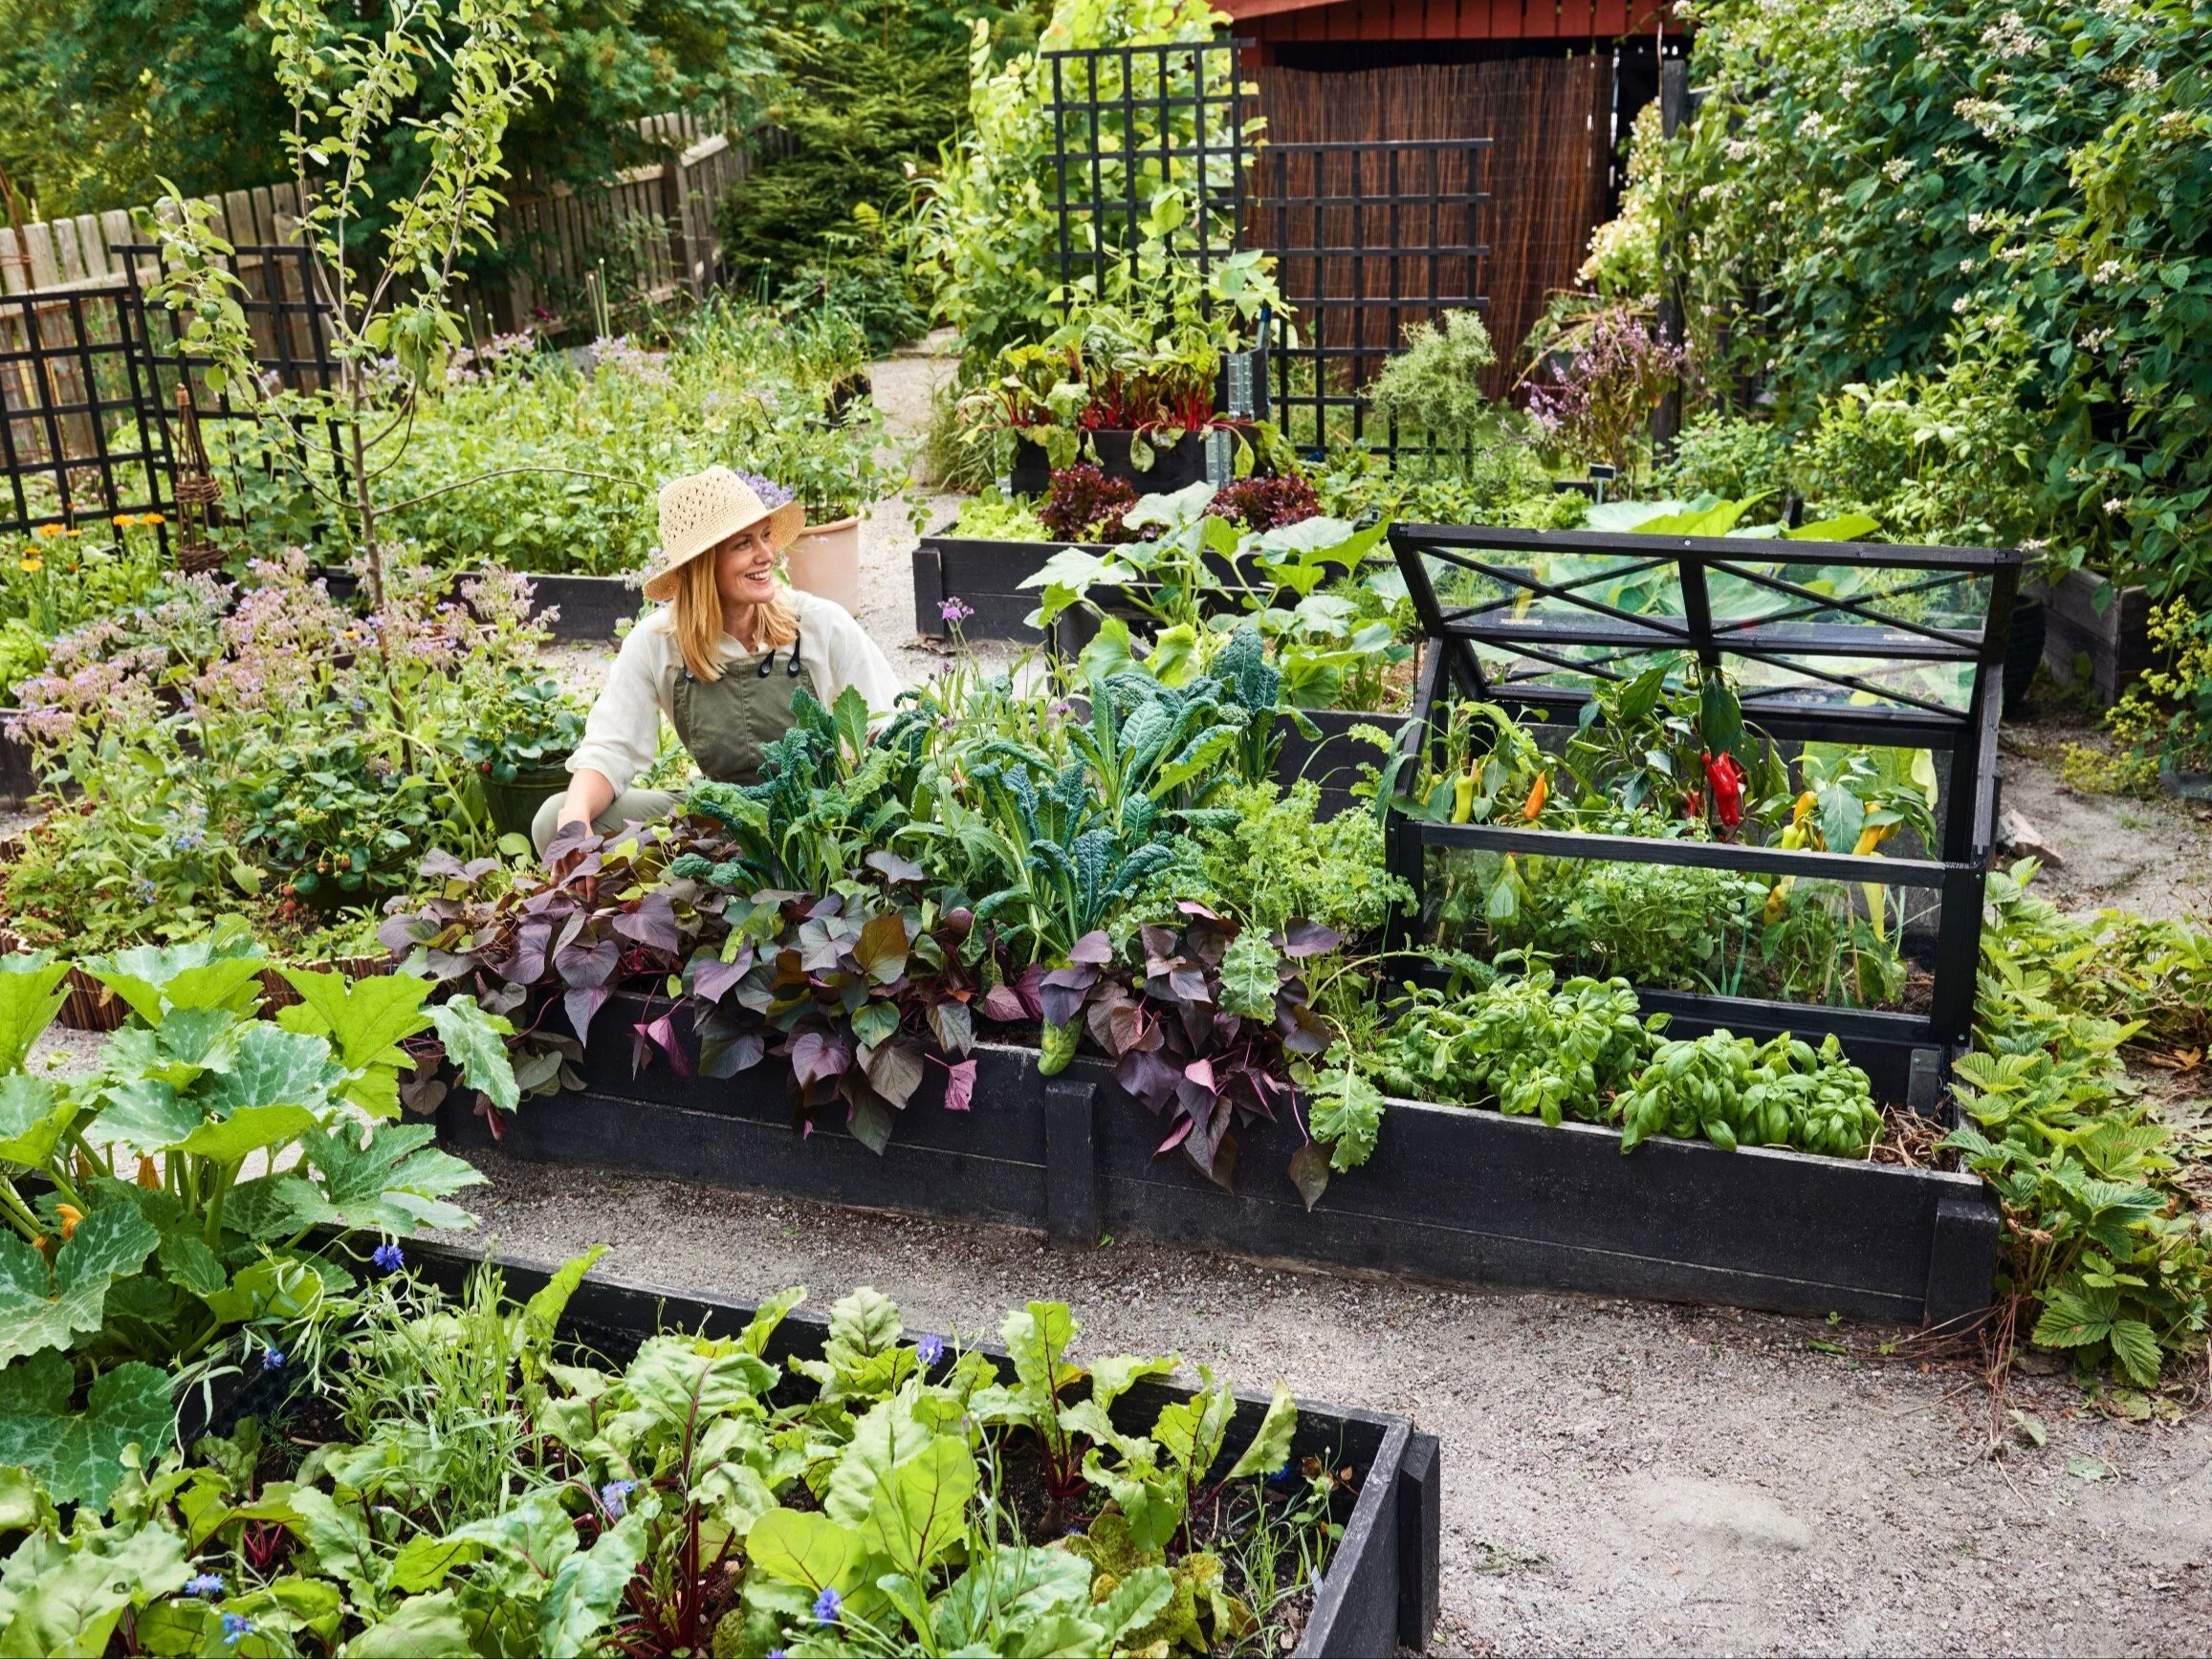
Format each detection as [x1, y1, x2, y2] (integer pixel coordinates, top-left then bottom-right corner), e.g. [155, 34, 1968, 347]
[138, 513, 165, 526]
[17, 557, 41, 573]
[112, 513, 133, 528]
[32, 523, 62, 538]
[55, 1203, 82, 1240]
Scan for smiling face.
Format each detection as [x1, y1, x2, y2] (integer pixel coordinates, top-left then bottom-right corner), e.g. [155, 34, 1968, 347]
[712, 520, 779, 610]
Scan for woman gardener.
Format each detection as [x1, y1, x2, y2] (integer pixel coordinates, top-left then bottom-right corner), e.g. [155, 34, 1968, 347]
[532, 466, 901, 854]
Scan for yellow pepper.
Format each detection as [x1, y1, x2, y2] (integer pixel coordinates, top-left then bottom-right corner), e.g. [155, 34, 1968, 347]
[1451, 773, 1477, 823]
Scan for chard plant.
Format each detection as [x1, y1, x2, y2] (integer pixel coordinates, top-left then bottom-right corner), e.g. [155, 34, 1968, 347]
[1, 1266, 1337, 1657]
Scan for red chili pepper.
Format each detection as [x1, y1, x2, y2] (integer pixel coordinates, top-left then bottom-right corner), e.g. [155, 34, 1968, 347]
[1701, 750, 1745, 831]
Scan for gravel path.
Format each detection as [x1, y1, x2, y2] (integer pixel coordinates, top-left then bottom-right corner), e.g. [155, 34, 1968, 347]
[441, 1148, 2212, 1657]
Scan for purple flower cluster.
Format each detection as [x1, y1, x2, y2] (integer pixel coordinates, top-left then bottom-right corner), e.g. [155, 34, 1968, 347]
[1525, 308, 1688, 473]
[733, 469, 796, 511]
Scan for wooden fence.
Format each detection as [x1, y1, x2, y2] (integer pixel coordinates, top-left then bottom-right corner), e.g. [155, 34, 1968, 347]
[0, 109, 745, 326]
[0, 117, 745, 532]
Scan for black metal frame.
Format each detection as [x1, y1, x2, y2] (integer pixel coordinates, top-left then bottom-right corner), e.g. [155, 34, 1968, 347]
[1386, 523, 2022, 1098]
[0, 285, 169, 535]
[1042, 40, 1253, 314]
[1247, 139, 1493, 458]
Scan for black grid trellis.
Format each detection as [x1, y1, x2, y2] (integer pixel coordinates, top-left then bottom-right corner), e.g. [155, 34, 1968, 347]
[1385, 522, 2023, 1098]
[0, 285, 168, 535]
[1248, 139, 1492, 457]
[1043, 40, 1253, 312]
[123, 241, 346, 522]
[0, 244, 343, 538]
[119, 242, 341, 414]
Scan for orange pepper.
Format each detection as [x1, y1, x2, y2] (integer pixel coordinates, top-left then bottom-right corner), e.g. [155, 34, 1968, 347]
[1522, 772, 1548, 820]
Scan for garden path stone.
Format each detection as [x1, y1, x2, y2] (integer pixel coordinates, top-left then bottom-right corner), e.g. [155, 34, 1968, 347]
[437, 1147, 2212, 1658]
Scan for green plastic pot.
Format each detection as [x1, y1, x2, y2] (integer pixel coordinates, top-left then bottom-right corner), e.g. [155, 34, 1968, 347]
[481, 764, 573, 841]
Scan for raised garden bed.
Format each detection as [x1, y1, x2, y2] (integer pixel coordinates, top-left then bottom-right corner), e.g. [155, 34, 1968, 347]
[316, 565, 640, 642]
[2033, 566, 2152, 704]
[0, 727, 37, 810]
[912, 527, 1097, 644]
[520, 571, 641, 642]
[396, 1233, 1442, 1657]
[1010, 430, 1213, 496]
[437, 995, 2000, 1331]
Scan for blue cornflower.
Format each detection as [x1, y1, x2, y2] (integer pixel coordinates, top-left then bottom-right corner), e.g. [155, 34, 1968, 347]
[1267, 1459, 1294, 1486]
[221, 1612, 253, 1646]
[768, 1650, 786, 1659]
[371, 1242, 405, 1274]
[132, 878, 158, 904]
[186, 1573, 225, 1598]
[600, 1479, 637, 1518]
[261, 1348, 285, 1371]
[914, 1333, 944, 1368]
[813, 1586, 842, 1626]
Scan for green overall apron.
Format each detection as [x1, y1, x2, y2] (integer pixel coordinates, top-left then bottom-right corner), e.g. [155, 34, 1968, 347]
[532, 630, 819, 854]
[672, 629, 820, 784]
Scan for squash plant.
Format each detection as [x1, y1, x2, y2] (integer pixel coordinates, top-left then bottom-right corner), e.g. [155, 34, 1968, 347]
[0, 937, 513, 1510]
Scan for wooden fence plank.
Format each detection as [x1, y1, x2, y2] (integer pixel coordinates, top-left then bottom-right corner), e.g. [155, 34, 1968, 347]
[22, 223, 61, 291]
[52, 218, 87, 285]
[0, 229, 27, 296]
[73, 215, 110, 279]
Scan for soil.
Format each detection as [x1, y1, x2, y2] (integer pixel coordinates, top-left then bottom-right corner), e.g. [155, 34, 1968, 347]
[437, 1148, 2212, 1657]
[1996, 691, 2212, 925]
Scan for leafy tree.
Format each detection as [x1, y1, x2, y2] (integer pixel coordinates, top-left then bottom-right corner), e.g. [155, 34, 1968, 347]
[0, 0, 770, 219]
[1633, 0, 2212, 596]
[714, 0, 1034, 353]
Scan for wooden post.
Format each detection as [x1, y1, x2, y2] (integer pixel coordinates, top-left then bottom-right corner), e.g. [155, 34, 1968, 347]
[1652, 55, 1690, 451]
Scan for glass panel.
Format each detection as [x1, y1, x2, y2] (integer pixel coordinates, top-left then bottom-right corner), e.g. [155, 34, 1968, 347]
[1725, 649, 1981, 715]
[1402, 534, 2000, 714]
[1417, 844, 1942, 1013]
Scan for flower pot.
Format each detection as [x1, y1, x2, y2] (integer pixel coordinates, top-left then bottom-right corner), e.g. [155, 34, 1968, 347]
[481, 764, 572, 841]
[784, 516, 863, 615]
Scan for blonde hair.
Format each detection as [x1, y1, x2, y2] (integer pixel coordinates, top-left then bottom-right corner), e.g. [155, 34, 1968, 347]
[671, 541, 799, 681]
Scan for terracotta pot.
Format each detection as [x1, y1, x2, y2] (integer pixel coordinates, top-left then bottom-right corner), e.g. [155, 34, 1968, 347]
[785, 516, 863, 615]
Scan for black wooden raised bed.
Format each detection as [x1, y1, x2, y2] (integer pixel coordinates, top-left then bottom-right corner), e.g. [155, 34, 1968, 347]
[438, 996, 1999, 1331]
[396, 1234, 1440, 1657]
[519, 572, 641, 642]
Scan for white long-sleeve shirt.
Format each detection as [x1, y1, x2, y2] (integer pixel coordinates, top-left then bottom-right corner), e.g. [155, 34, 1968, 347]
[565, 588, 904, 794]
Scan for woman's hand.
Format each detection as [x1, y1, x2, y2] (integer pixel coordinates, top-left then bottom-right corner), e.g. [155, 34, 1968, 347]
[558, 768, 616, 836]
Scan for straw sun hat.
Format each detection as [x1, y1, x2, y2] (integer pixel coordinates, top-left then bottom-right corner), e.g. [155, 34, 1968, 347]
[642, 466, 806, 602]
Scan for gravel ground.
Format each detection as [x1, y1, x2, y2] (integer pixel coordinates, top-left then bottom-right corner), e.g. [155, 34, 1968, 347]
[439, 1149, 2212, 1657]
